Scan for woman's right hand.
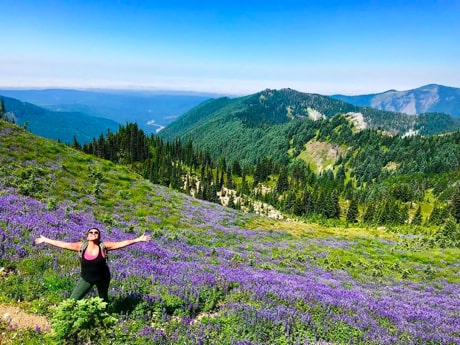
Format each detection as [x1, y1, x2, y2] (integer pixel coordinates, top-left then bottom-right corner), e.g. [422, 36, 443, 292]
[34, 235, 47, 245]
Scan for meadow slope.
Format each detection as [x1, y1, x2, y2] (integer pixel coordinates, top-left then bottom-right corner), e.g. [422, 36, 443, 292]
[0, 121, 459, 344]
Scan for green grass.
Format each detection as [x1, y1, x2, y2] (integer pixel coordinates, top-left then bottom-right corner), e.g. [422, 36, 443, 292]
[243, 216, 460, 283]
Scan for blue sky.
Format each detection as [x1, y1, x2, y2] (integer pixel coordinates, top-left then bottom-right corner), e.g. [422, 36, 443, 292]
[1, 0, 459, 95]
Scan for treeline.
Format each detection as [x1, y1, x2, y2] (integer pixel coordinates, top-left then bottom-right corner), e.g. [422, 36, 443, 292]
[79, 121, 460, 235]
[0, 98, 13, 123]
[248, 154, 459, 228]
[81, 123, 217, 197]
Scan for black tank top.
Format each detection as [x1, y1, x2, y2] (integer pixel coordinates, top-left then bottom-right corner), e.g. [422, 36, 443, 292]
[81, 246, 110, 283]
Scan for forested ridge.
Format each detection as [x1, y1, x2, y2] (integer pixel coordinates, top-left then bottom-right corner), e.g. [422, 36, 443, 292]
[159, 89, 460, 142]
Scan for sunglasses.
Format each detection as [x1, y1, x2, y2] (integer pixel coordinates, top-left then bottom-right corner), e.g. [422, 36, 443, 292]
[88, 231, 100, 235]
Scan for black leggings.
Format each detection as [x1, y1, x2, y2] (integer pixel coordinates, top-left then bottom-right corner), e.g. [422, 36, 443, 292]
[70, 277, 110, 303]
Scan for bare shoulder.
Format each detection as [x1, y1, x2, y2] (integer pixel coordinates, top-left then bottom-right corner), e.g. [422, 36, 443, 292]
[101, 241, 116, 250]
[68, 241, 84, 251]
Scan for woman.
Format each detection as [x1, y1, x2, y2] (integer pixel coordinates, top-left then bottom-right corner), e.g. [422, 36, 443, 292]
[34, 227, 151, 303]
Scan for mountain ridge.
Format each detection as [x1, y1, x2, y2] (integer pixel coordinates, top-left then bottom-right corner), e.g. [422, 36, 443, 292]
[1, 96, 120, 144]
[331, 84, 460, 116]
[0, 88, 216, 135]
[159, 88, 460, 167]
[3, 84, 460, 148]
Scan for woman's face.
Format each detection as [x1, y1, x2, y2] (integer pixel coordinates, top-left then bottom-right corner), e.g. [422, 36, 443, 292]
[87, 229, 100, 240]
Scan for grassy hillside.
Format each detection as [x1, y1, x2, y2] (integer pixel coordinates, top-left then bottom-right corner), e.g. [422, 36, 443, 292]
[1, 120, 459, 344]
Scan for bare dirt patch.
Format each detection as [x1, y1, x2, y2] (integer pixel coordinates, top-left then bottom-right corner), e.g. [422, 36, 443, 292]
[299, 140, 348, 173]
[0, 305, 50, 331]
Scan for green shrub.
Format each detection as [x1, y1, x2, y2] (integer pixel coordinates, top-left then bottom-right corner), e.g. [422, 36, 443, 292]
[435, 217, 460, 248]
[50, 297, 118, 345]
[46, 197, 58, 211]
[196, 287, 222, 315]
[161, 291, 185, 316]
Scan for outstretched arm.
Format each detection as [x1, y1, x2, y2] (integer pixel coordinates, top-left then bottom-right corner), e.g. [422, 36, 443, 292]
[104, 234, 151, 251]
[34, 235, 82, 251]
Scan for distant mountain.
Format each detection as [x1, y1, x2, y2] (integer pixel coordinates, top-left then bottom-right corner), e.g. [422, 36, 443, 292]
[331, 84, 460, 117]
[159, 88, 460, 166]
[0, 96, 120, 144]
[0, 89, 216, 135]
[159, 88, 357, 137]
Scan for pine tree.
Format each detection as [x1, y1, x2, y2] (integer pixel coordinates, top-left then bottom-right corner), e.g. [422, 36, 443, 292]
[232, 160, 242, 176]
[335, 166, 346, 183]
[184, 139, 195, 167]
[247, 200, 254, 213]
[72, 135, 82, 150]
[451, 186, 460, 223]
[0, 98, 5, 120]
[283, 191, 296, 214]
[211, 184, 220, 203]
[234, 198, 241, 210]
[325, 190, 340, 219]
[346, 199, 359, 223]
[226, 168, 234, 189]
[290, 160, 307, 188]
[363, 203, 376, 224]
[411, 205, 423, 225]
[436, 217, 460, 248]
[429, 204, 444, 225]
[240, 174, 250, 195]
[253, 157, 271, 187]
[301, 189, 313, 216]
[275, 166, 289, 195]
[219, 168, 225, 189]
[400, 204, 409, 225]
[227, 193, 235, 209]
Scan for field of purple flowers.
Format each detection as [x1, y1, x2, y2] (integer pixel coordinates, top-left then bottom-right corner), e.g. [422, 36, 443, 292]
[1, 188, 459, 344]
[1, 121, 459, 344]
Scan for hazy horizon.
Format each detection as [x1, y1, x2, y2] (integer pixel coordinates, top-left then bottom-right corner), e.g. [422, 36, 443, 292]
[1, 83, 459, 99]
[2, 0, 459, 96]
